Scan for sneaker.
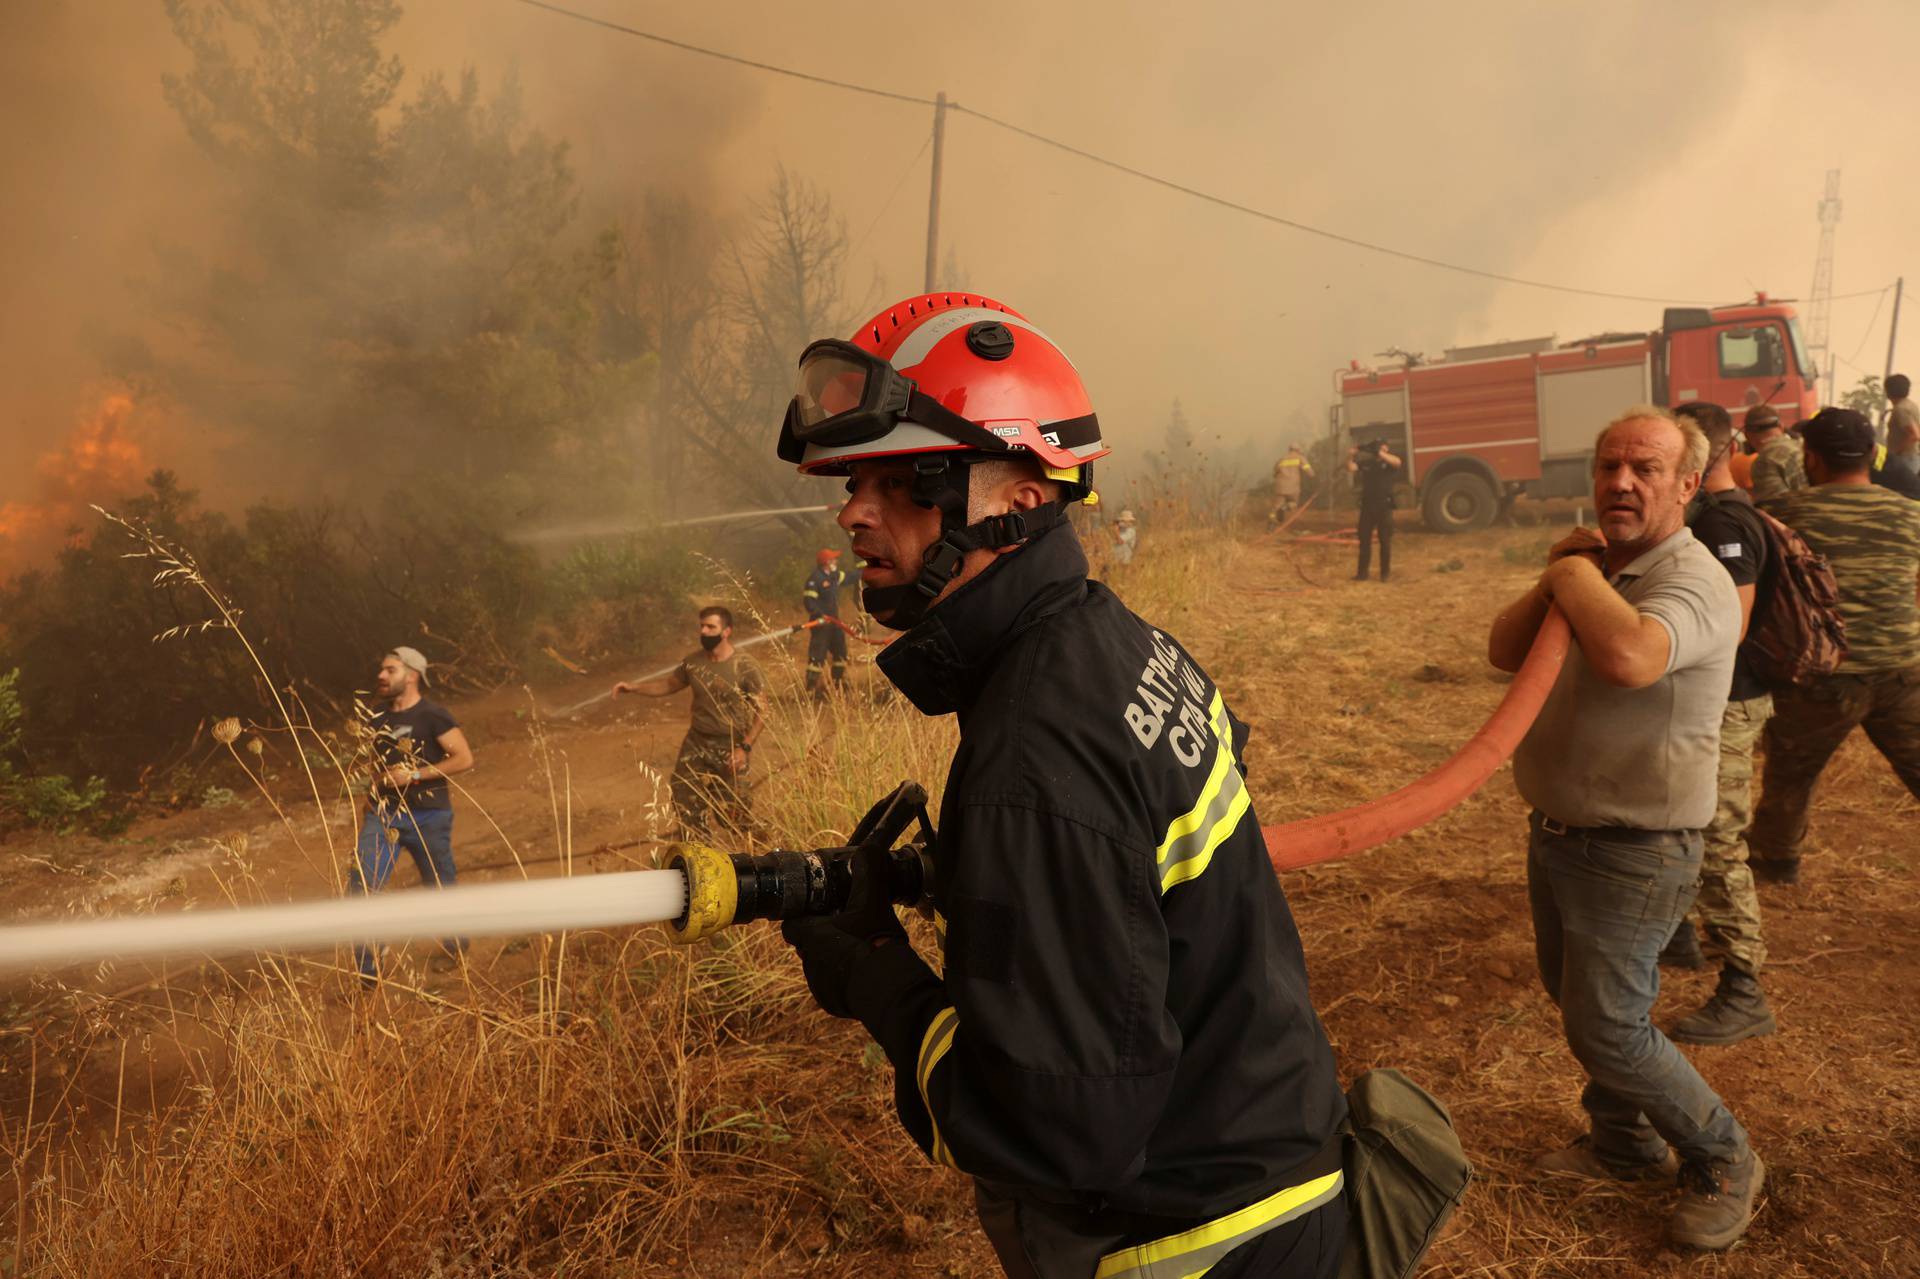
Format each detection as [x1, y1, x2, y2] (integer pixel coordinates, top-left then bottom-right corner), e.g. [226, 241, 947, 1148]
[1750, 857, 1800, 885]
[1536, 1136, 1679, 1183]
[1671, 968, 1777, 1046]
[1670, 1150, 1764, 1250]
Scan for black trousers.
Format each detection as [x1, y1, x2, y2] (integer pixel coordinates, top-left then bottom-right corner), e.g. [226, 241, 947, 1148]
[805, 619, 848, 690]
[1356, 503, 1394, 579]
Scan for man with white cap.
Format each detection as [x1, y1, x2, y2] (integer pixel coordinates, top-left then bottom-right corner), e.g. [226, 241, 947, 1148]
[1111, 509, 1139, 565]
[351, 645, 475, 980]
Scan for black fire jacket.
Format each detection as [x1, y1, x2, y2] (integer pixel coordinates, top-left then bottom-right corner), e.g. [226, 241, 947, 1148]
[847, 520, 1345, 1221]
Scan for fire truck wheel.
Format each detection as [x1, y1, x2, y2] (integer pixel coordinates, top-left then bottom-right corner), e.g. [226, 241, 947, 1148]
[1422, 471, 1498, 533]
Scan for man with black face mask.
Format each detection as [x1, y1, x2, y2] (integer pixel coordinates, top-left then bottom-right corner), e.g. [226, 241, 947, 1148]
[772, 294, 1357, 1279]
[613, 606, 764, 838]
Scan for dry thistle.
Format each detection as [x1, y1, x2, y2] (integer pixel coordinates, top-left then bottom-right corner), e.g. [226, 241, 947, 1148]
[212, 717, 242, 746]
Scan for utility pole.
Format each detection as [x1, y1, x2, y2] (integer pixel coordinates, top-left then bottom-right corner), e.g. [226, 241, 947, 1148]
[923, 92, 948, 294]
[1806, 169, 1841, 388]
[1886, 276, 1905, 383]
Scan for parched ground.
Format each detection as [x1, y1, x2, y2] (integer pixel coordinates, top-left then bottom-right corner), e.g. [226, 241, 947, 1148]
[0, 513, 1914, 1276]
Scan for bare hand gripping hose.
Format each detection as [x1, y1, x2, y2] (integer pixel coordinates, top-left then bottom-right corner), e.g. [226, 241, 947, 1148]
[1261, 610, 1571, 871]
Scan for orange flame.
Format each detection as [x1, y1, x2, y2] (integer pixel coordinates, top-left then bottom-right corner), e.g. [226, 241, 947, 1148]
[0, 393, 149, 578]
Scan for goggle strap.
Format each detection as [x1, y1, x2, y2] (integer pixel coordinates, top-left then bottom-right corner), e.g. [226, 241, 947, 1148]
[906, 388, 1016, 455]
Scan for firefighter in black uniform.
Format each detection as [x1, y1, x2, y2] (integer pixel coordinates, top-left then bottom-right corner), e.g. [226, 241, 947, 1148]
[802, 547, 849, 697]
[1347, 439, 1403, 582]
[775, 294, 1349, 1278]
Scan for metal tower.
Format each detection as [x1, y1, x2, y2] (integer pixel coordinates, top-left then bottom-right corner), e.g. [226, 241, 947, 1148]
[1807, 169, 1841, 389]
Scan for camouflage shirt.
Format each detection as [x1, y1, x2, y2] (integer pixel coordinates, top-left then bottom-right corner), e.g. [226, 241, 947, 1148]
[1775, 484, 1920, 672]
[680, 650, 765, 740]
[1750, 435, 1807, 509]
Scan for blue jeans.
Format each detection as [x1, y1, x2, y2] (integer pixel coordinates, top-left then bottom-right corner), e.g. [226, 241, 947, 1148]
[1526, 812, 1749, 1167]
[350, 806, 461, 977]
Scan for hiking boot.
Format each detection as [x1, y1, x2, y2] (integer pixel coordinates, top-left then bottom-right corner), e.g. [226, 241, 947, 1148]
[1536, 1136, 1679, 1183]
[1670, 1149, 1764, 1250]
[1672, 968, 1777, 1045]
[1659, 923, 1708, 970]
[1750, 856, 1800, 885]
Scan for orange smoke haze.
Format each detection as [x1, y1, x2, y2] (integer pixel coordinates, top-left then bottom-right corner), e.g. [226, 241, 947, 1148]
[0, 393, 149, 579]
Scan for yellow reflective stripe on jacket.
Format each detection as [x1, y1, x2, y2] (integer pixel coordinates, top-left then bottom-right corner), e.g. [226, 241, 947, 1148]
[1094, 1169, 1343, 1279]
[1155, 693, 1249, 891]
[916, 1007, 961, 1167]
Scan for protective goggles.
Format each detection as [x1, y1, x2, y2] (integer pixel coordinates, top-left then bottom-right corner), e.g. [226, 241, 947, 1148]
[779, 339, 1013, 462]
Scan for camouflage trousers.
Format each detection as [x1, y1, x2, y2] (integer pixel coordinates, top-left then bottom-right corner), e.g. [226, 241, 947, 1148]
[670, 731, 752, 842]
[1750, 664, 1920, 866]
[1689, 694, 1772, 977]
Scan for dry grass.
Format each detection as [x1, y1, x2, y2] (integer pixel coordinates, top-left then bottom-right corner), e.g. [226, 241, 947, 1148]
[1, 511, 1916, 1276]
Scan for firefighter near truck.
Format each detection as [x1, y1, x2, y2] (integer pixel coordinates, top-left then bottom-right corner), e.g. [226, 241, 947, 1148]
[1337, 296, 1819, 532]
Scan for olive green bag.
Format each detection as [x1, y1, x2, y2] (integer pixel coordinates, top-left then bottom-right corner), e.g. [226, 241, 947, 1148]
[1337, 1069, 1472, 1279]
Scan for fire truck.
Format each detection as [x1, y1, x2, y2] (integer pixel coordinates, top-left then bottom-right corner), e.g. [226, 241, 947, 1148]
[1335, 296, 1819, 532]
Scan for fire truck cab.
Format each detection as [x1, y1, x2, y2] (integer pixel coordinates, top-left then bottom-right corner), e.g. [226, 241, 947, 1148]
[1336, 297, 1819, 532]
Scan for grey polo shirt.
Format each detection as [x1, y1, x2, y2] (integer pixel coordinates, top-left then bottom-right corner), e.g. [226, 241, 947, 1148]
[1512, 528, 1739, 831]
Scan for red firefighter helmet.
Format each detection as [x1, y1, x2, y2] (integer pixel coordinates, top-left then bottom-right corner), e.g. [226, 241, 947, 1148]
[777, 293, 1107, 495]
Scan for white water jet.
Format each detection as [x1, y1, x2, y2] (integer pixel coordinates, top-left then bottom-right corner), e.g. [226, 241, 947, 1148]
[0, 869, 689, 971]
[551, 625, 805, 719]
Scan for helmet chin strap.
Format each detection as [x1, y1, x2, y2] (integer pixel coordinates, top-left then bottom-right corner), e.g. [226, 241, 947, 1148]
[860, 456, 1067, 631]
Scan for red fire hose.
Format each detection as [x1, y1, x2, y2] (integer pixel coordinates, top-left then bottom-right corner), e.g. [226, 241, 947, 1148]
[1261, 610, 1570, 871]
[821, 615, 891, 646]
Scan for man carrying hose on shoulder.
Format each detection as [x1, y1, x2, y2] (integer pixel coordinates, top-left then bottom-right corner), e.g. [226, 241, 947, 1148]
[1487, 405, 1762, 1251]
[774, 294, 1350, 1277]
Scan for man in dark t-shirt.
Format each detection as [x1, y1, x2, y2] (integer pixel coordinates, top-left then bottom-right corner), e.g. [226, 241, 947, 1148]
[351, 645, 475, 981]
[613, 606, 766, 838]
[1346, 439, 1402, 581]
[1663, 403, 1777, 1045]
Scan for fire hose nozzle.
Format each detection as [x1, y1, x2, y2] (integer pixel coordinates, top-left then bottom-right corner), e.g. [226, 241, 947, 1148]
[663, 780, 937, 945]
[663, 843, 740, 943]
[661, 842, 931, 944]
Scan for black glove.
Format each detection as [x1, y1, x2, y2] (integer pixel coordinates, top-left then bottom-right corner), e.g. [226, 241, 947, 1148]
[781, 846, 909, 1019]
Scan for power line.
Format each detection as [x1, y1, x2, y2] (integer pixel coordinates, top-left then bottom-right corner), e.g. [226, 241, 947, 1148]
[506, 0, 935, 106]
[947, 100, 1717, 306]
[506, 0, 1894, 309]
[1843, 286, 1893, 364]
[848, 128, 935, 262]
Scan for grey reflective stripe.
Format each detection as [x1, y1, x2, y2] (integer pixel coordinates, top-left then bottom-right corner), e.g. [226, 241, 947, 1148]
[1094, 1170, 1344, 1279]
[889, 307, 1064, 372]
